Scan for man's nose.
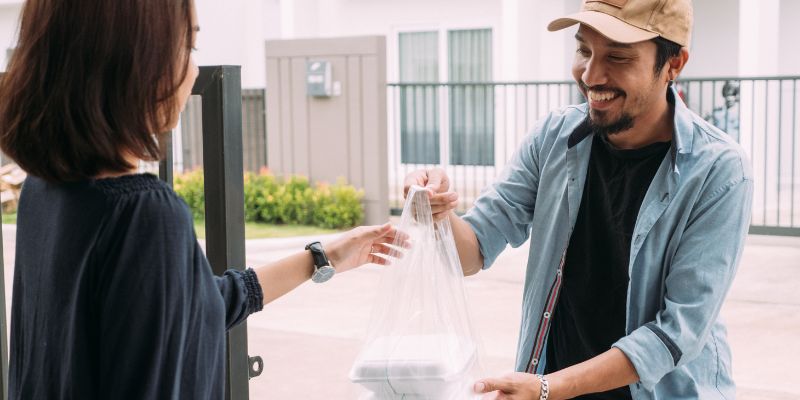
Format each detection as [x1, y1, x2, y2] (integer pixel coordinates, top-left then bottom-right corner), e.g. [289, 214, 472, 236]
[582, 58, 608, 88]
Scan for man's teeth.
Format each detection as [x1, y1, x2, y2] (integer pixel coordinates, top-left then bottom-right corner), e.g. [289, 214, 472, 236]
[588, 90, 619, 102]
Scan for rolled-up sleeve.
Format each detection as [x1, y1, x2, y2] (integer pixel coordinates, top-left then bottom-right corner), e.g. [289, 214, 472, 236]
[463, 118, 547, 269]
[614, 171, 753, 390]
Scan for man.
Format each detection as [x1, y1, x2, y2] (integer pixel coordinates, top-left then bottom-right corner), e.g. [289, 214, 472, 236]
[404, 0, 753, 399]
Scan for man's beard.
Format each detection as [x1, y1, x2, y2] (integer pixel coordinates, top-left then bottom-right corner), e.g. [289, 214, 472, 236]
[587, 110, 634, 137]
[580, 82, 636, 137]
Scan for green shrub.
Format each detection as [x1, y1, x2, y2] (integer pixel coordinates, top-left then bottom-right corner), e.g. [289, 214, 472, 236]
[312, 179, 365, 229]
[244, 172, 278, 222]
[174, 170, 364, 229]
[173, 169, 206, 220]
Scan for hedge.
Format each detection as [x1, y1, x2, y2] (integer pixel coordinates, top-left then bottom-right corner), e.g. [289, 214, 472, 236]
[174, 170, 364, 229]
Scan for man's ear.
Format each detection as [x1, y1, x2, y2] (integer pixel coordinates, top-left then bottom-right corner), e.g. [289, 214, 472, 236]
[668, 48, 690, 81]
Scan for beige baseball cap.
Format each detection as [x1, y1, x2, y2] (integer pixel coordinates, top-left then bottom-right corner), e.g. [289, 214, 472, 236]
[547, 0, 692, 47]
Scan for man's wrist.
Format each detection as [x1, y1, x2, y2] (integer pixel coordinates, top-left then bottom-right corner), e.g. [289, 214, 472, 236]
[446, 209, 459, 223]
[536, 374, 550, 400]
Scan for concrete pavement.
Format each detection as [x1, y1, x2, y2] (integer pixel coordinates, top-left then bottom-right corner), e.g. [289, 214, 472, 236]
[2, 225, 799, 399]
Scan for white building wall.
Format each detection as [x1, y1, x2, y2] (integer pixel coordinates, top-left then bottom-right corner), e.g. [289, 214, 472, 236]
[779, 0, 800, 75]
[273, 0, 580, 82]
[738, 0, 780, 76]
[0, 3, 21, 71]
[0, 1, 796, 82]
[681, 0, 740, 78]
[280, 0, 505, 81]
[193, 0, 267, 88]
[504, 0, 581, 81]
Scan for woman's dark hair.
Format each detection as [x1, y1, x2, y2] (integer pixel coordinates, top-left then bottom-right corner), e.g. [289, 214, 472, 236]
[0, 0, 194, 182]
[653, 36, 683, 75]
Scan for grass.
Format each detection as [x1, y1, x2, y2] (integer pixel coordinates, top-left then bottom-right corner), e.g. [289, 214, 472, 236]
[193, 219, 341, 240]
[2, 212, 16, 224]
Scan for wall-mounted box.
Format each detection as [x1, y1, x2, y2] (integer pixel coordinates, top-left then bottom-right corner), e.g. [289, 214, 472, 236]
[307, 60, 332, 97]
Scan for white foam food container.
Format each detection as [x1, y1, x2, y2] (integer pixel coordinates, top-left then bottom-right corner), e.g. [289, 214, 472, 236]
[349, 334, 476, 399]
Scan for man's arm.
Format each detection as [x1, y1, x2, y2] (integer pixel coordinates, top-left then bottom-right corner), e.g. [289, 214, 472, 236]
[475, 348, 638, 400]
[445, 210, 484, 276]
[405, 125, 545, 276]
[548, 348, 639, 399]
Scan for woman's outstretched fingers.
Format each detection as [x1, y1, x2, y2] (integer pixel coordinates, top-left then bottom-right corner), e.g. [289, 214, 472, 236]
[370, 243, 390, 255]
[368, 222, 393, 239]
[385, 229, 411, 249]
[367, 252, 390, 265]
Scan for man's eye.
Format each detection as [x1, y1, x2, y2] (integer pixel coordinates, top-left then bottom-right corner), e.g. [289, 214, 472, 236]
[609, 55, 629, 62]
[576, 48, 590, 57]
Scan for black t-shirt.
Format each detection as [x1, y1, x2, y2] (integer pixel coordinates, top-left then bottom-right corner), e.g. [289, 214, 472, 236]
[10, 173, 263, 399]
[544, 134, 671, 399]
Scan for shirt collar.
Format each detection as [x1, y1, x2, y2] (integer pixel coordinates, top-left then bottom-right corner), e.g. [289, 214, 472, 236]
[670, 85, 694, 155]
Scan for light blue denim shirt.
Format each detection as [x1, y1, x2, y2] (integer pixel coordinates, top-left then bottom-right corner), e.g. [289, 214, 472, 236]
[463, 87, 753, 399]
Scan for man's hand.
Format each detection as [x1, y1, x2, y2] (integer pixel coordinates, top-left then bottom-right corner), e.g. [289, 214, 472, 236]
[403, 168, 458, 221]
[474, 372, 541, 400]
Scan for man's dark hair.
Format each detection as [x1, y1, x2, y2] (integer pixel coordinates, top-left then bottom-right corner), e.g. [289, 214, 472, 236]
[0, 0, 195, 182]
[652, 36, 683, 75]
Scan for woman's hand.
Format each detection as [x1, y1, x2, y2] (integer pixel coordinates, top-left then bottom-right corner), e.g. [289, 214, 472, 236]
[474, 372, 542, 400]
[324, 223, 407, 273]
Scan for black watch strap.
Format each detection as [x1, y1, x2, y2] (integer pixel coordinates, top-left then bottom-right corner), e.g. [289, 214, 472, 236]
[305, 241, 331, 268]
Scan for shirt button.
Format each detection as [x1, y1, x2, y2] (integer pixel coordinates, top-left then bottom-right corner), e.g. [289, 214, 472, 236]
[532, 358, 538, 365]
[543, 312, 551, 319]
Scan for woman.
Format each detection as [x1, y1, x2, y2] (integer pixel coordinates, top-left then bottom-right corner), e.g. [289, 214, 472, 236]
[0, 0, 398, 398]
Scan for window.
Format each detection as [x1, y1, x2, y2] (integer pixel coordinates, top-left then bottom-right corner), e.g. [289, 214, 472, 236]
[397, 28, 494, 166]
[448, 29, 493, 166]
[398, 31, 440, 164]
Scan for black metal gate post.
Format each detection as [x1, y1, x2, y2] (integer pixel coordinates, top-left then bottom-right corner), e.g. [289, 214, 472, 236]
[158, 65, 256, 399]
[196, 65, 251, 400]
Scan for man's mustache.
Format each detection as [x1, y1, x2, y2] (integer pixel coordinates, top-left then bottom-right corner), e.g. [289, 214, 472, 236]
[579, 82, 626, 98]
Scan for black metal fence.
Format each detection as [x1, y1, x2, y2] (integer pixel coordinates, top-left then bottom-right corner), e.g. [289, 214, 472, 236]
[178, 88, 267, 173]
[387, 77, 800, 236]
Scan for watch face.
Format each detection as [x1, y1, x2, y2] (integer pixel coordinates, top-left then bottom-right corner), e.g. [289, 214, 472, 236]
[311, 265, 335, 283]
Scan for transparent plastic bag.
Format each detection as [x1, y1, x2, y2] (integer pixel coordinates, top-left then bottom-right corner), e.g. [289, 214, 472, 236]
[350, 186, 484, 400]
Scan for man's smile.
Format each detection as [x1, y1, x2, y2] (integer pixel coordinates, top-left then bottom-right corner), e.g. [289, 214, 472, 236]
[588, 88, 624, 110]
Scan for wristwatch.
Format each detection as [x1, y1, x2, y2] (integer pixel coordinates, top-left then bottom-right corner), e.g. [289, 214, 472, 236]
[305, 241, 336, 283]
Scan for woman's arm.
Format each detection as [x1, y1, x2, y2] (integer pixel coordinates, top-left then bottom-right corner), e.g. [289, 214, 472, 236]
[254, 223, 400, 305]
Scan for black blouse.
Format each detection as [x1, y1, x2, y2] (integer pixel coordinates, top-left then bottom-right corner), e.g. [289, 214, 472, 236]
[9, 173, 263, 399]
